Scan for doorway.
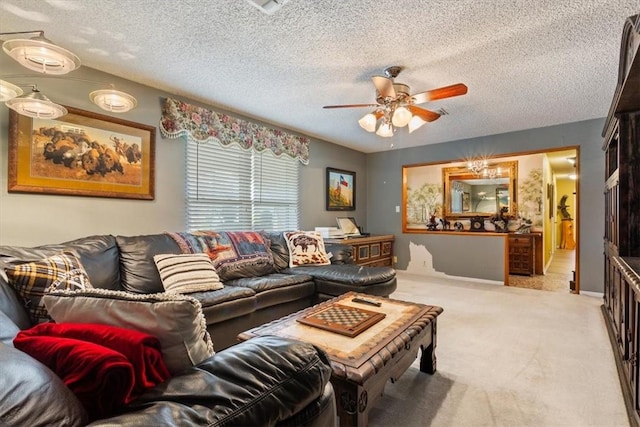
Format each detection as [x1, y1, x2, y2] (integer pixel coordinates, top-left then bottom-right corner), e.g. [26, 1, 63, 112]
[508, 148, 578, 293]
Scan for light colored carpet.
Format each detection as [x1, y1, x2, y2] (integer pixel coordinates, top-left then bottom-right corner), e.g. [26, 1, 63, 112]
[367, 271, 629, 427]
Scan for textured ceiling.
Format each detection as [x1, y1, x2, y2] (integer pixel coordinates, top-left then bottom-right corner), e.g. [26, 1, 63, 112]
[0, 0, 638, 153]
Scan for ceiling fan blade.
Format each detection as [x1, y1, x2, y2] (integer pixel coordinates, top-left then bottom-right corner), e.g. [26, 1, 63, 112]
[411, 83, 468, 104]
[408, 105, 441, 122]
[371, 76, 396, 99]
[323, 103, 379, 109]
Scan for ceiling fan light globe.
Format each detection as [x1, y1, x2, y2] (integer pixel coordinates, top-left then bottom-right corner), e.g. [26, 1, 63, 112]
[376, 122, 394, 137]
[392, 106, 412, 127]
[358, 113, 377, 132]
[408, 116, 427, 133]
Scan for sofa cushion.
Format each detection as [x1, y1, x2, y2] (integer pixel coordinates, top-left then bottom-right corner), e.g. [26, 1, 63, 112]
[286, 264, 398, 298]
[225, 273, 316, 310]
[86, 336, 332, 427]
[0, 235, 120, 290]
[224, 273, 314, 292]
[323, 242, 356, 264]
[0, 276, 31, 330]
[0, 341, 89, 426]
[284, 231, 332, 267]
[116, 234, 182, 293]
[0, 310, 20, 346]
[191, 286, 258, 324]
[167, 231, 276, 281]
[4, 251, 93, 324]
[261, 231, 290, 271]
[154, 253, 224, 294]
[285, 264, 396, 285]
[43, 288, 214, 375]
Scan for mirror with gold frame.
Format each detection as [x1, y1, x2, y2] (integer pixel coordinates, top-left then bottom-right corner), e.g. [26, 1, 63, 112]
[443, 161, 518, 218]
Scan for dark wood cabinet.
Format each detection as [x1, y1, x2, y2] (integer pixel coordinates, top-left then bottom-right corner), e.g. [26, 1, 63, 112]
[602, 14, 640, 427]
[508, 234, 535, 276]
[325, 234, 394, 267]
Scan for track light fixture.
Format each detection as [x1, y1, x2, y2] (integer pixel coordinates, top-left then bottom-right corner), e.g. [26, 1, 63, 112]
[1, 30, 80, 75]
[5, 85, 68, 119]
[1, 30, 137, 116]
[0, 79, 23, 102]
[89, 86, 138, 113]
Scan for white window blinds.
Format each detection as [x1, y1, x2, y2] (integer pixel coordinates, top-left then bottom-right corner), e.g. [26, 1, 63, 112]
[185, 139, 299, 231]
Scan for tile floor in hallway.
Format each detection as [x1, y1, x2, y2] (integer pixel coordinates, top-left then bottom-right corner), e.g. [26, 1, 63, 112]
[508, 248, 575, 292]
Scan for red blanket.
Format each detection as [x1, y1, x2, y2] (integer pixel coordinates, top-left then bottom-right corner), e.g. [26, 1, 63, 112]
[14, 322, 171, 420]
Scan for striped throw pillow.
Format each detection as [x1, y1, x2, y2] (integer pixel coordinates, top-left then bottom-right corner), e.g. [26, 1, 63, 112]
[154, 253, 224, 294]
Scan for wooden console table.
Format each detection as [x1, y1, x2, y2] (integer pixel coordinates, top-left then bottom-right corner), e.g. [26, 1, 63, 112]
[325, 234, 394, 267]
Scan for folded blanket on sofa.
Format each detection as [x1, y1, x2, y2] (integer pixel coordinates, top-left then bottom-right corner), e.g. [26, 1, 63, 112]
[13, 322, 170, 420]
[167, 231, 275, 280]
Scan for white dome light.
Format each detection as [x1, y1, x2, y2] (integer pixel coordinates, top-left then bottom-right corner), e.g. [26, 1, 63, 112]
[0, 80, 23, 102]
[376, 122, 394, 137]
[392, 106, 412, 127]
[6, 88, 67, 119]
[3, 35, 80, 75]
[90, 88, 137, 113]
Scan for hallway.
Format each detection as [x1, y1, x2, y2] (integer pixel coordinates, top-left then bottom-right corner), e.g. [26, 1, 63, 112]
[508, 248, 575, 292]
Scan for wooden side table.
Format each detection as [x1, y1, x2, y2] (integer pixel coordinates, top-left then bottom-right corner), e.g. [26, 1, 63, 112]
[325, 234, 395, 267]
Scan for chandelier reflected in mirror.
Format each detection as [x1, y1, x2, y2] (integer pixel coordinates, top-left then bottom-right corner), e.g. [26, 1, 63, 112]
[467, 159, 502, 179]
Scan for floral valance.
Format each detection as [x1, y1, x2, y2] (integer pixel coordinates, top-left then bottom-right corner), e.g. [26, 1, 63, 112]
[159, 97, 309, 165]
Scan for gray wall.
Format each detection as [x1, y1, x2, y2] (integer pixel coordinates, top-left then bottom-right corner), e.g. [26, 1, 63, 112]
[366, 119, 605, 293]
[0, 55, 366, 246]
[300, 142, 367, 232]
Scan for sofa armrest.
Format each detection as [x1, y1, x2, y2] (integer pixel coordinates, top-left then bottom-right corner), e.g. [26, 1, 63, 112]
[325, 243, 355, 265]
[88, 336, 334, 427]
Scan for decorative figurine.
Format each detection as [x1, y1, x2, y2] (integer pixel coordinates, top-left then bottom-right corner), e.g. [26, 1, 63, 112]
[490, 207, 510, 233]
[426, 214, 438, 231]
[440, 218, 451, 230]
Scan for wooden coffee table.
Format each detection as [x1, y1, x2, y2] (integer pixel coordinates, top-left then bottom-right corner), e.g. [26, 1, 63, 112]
[238, 291, 443, 427]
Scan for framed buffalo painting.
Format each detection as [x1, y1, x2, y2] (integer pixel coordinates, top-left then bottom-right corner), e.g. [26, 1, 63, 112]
[326, 167, 355, 211]
[8, 107, 155, 199]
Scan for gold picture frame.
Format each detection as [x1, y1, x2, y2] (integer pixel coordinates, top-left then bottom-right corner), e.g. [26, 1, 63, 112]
[8, 107, 155, 200]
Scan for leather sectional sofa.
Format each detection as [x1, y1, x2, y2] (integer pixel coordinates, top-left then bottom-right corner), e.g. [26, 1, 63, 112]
[0, 230, 397, 425]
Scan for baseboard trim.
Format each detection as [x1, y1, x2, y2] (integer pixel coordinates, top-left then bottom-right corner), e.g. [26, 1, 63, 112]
[601, 304, 640, 427]
[580, 290, 604, 298]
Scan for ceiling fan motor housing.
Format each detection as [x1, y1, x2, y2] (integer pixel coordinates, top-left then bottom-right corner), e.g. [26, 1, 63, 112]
[376, 82, 410, 104]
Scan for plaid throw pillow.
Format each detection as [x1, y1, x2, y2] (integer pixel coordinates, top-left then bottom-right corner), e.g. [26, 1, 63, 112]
[154, 253, 224, 294]
[4, 251, 92, 324]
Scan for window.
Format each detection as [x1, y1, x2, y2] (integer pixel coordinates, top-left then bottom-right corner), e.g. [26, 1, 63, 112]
[185, 139, 299, 231]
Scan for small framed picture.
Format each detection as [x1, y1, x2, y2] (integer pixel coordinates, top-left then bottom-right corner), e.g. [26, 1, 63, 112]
[462, 192, 470, 212]
[326, 167, 355, 211]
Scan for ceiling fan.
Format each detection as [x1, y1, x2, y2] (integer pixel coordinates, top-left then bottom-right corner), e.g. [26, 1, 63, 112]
[323, 66, 468, 137]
